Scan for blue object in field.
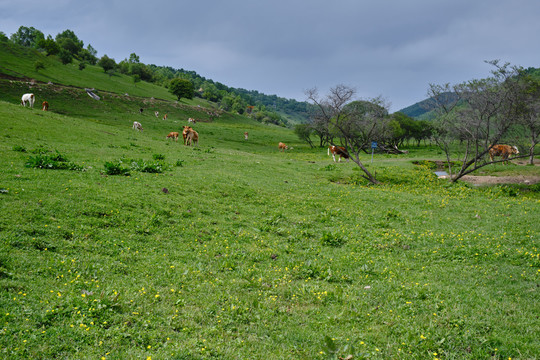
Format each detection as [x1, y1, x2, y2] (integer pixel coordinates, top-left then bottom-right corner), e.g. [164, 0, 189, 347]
[371, 142, 377, 149]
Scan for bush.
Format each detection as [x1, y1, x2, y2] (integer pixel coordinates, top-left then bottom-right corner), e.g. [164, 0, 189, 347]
[152, 154, 165, 160]
[129, 159, 165, 173]
[25, 152, 82, 170]
[104, 161, 130, 176]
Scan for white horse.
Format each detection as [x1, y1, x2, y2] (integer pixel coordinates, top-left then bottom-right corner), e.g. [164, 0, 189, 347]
[21, 93, 35, 108]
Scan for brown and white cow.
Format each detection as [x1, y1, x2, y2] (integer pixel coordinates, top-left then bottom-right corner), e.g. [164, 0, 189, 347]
[182, 126, 193, 145]
[42, 101, 49, 111]
[489, 144, 519, 164]
[166, 132, 179, 141]
[133, 121, 144, 131]
[21, 93, 35, 108]
[163, 113, 168, 121]
[244, 132, 249, 140]
[186, 129, 199, 146]
[278, 142, 288, 152]
[328, 145, 350, 162]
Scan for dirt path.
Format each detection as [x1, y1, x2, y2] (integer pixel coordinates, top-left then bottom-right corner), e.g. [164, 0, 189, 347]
[460, 175, 540, 185]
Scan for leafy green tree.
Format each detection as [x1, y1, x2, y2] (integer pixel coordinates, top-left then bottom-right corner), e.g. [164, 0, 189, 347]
[10, 26, 44, 48]
[78, 61, 87, 71]
[128, 53, 140, 64]
[37, 35, 60, 56]
[58, 49, 73, 65]
[77, 48, 97, 65]
[87, 44, 97, 57]
[169, 78, 194, 100]
[98, 55, 116, 72]
[130, 63, 153, 82]
[202, 83, 222, 102]
[55, 30, 83, 56]
[0, 32, 8, 42]
[117, 60, 130, 74]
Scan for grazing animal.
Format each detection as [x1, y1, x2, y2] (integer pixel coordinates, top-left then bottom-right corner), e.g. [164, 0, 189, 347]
[139, 108, 144, 114]
[182, 126, 193, 145]
[186, 129, 199, 146]
[155, 111, 159, 118]
[328, 145, 350, 162]
[21, 93, 35, 108]
[163, 114, 168, 121]
[278, 142, 288, 152]
[166, 132, 179, 141]
[188, 117, 196, 124]
[132, 121, 144, 131]
[42, 101, 49, 111]
[244, 132, 249, 140]
[489, 144, 519, 164]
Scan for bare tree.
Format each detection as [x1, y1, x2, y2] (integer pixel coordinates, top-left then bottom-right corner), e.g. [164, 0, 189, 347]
[428, 61, 528, 182]
[306, 85, 390, 184]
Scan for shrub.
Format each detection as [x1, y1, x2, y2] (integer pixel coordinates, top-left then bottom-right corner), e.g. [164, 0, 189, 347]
[129, 159, 166, 173]
[104, 161, 130, 176]
[175, 160, 184, 167]
[152, 153, 165, 160]
[25, 152, 82, 170]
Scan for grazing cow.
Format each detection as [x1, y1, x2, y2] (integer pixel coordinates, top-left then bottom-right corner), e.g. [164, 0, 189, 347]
[163, 114, 168, 121]
[21, 93, 35, 108]
[155, 111, 159, 118]
[188, 117, 196, 124]
[186, 129, 199, 146]
[328, 145, 350, 162]
[166, 132, 179, 141]
[139, 108, 144, 114]
[489, 144, 519, 164]
[182, 126, 193, 145]
[244, 132, 249, 140]
[278, 142, 288, 152]
[42, 101, 49, 111]
[132, 121, 144, 131]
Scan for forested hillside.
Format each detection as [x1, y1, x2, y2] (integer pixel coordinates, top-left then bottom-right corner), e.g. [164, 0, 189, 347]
[0, 26, 313, 125]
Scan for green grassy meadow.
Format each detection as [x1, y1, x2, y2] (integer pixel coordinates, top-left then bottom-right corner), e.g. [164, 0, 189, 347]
[1, 54, 540, 359]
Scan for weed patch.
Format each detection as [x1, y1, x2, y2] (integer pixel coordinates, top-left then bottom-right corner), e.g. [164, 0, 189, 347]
[25, 151, 84, 170]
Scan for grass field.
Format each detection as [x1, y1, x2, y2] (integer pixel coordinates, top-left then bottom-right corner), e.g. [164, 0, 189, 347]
[1, 48, 540, 359]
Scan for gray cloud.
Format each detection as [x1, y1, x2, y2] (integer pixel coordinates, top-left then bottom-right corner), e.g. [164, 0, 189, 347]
[2, 0, 539, 111]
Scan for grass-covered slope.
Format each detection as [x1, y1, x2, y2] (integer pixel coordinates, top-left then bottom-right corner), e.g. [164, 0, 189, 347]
[0, 41, 175, 100]
[1, 99, 539, 359]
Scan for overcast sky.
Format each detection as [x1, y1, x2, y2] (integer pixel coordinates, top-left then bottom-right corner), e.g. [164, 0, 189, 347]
[2, 0, 539, 112]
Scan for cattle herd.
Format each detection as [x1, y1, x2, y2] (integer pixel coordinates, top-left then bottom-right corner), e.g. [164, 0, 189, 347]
[20, 93, 524, 163]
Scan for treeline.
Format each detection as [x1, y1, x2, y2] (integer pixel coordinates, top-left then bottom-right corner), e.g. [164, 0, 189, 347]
[295, 102, 433, 151]
[2, 26, 314, 126]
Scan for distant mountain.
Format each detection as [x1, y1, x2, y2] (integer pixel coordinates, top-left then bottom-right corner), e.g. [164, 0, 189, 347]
[398, 92, 459, 119]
